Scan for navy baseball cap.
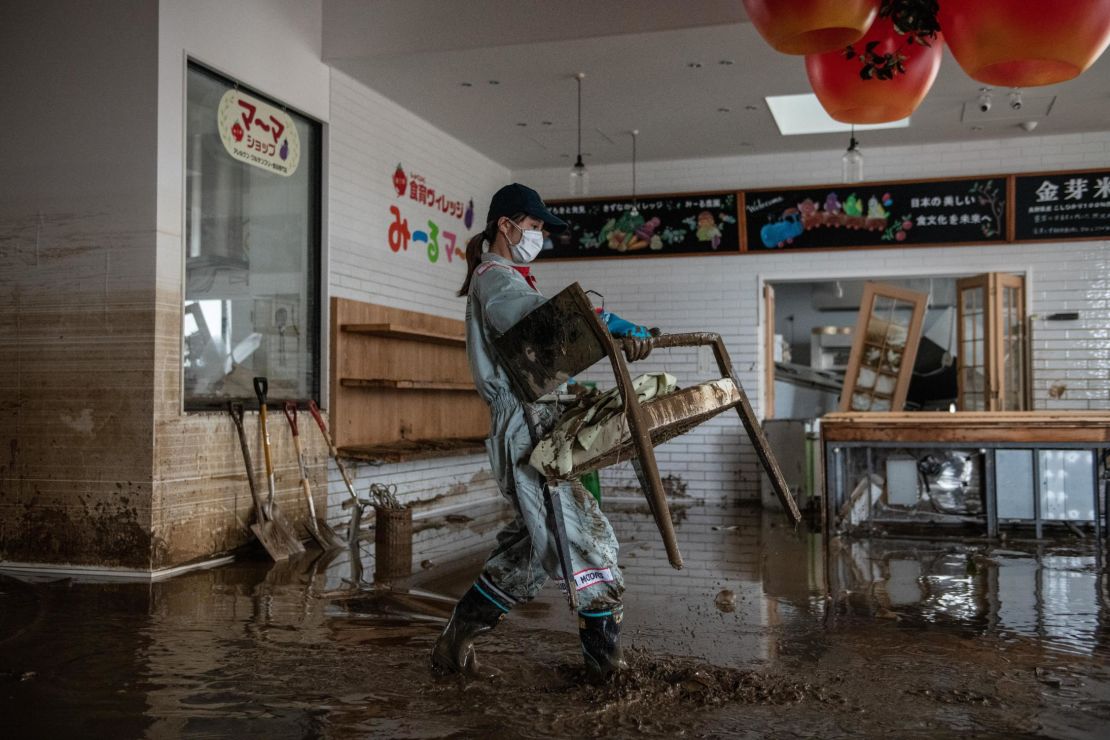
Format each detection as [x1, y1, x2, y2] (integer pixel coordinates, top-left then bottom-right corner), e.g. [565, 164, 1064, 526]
[485, 183, 568, 234]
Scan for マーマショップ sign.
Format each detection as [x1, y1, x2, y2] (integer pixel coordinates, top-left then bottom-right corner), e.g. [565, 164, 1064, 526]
[217, 89, 300, 176]
[538, 192, 740, 260]
[1012, 170, 1110, 242]
[743, 177, 1008, 252]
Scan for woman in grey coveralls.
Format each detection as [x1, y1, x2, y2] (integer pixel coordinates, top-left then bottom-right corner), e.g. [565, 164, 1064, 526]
[431, 183, 651, 681]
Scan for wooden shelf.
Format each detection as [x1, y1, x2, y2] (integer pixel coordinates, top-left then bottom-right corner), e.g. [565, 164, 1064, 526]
[341, 323, 465, 347]
[340, 378, 476, 392]
[331, 298, 489, 453]
[338, 437, 487, 464]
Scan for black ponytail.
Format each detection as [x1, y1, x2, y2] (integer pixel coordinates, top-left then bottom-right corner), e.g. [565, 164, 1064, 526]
[456, 213, 525, 297]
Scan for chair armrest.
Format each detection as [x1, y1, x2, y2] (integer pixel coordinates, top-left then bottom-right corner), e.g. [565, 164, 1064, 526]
[647, 332, 723, 350]
[646, 333, 740, 386]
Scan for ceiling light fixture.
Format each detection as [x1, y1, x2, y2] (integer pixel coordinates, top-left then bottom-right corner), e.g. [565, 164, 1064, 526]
[842, 125, 863, 183]
[629, 129, 639, 217]
[569, 72, 589, 197]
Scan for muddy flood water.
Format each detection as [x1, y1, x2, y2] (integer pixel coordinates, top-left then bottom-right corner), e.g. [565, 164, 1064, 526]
[2, 500, 1109, 738]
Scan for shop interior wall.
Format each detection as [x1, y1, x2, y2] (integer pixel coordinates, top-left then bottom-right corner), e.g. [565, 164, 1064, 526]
[0, 1, 160, 568]
[152, 0, 334, 568]
[325, 68, 511, 523]
[513, 131, 1110, 502]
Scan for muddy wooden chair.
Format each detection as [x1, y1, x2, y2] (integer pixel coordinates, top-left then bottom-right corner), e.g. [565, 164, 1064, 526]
[494, 282, 801, 570]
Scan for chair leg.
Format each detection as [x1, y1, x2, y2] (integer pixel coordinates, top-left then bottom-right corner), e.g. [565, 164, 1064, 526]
[711, 336, 802, 525]
[596, 321, 684, 570]
[628, 420, 684, 570]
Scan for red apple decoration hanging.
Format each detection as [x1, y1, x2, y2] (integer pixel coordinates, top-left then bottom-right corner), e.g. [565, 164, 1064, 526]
[743, 0, 880, 54]
[937, 0, 1110, 87]
[806, 15, 944, 123]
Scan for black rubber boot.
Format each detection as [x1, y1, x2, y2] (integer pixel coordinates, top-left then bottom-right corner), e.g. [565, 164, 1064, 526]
[578, 607, 628, 682]
[431, 584, 507, 679]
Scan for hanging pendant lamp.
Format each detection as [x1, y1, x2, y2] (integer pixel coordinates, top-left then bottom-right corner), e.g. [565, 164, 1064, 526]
[842, 127, 863, 183]
[806, 16, 944, 123]
[938, 0, 1110, 87]
[743, 0, 880, 55]
[629, 129, 639, 217]
[569, 72, 589, 197]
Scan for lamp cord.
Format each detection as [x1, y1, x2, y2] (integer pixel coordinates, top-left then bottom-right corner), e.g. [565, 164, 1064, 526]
[576, 75, 582, 161]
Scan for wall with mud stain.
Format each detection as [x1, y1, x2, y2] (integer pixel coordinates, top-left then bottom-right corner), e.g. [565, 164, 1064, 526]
[148, 0, 335, 568]
[514, 132, 1110, 501]
[2, 1, 511, 570]
[0, 1, 160, 568]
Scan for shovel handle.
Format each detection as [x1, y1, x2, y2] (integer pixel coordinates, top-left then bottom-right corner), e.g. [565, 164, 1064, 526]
[307, 400, 359, 506]
[253, 376, 268, 406]
[283, 400, 299, 436]
[253, 377, 274, 478]
[307, 400, 329, 438]
[227, 401, 264, 517]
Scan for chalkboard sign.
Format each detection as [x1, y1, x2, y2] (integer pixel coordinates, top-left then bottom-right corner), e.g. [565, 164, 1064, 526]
[1013, 170, 1110, 241]
[539, 191, 740, 260]
[743, 177, 1008, 252]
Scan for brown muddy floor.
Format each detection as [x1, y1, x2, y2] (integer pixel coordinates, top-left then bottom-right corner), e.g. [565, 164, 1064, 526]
[2, 501, 1109, 738]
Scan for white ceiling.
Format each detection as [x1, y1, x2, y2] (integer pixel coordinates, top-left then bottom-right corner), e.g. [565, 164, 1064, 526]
[322, 0, 1110, 170]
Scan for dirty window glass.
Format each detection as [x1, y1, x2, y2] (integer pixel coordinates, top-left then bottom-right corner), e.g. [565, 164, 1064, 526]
[183, 62, 321, 410]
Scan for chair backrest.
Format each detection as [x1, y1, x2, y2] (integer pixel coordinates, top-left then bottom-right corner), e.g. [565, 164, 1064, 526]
[493, 282, 608, 402]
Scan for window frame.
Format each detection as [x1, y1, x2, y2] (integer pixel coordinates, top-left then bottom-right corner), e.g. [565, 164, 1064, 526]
[182, 59, 323, 413]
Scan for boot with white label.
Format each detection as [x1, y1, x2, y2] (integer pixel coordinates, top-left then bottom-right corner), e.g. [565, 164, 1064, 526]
[578, 606, 627, 682]
[431, 584, 507, 679]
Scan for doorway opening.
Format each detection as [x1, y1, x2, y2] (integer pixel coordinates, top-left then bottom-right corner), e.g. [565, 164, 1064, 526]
[764, 272, 1029, 421]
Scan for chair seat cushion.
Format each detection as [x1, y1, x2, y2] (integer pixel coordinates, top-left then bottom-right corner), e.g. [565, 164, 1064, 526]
[529, 377, 740, 479]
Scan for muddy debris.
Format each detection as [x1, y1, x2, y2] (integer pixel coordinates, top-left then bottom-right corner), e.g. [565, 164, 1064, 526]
[574, 649, 822, 708]
[713, 589, 737, 612]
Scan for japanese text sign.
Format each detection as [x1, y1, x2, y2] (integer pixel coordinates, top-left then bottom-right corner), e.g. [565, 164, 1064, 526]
[1013, 170, 1110, 241]
[218, 89, 301, 176]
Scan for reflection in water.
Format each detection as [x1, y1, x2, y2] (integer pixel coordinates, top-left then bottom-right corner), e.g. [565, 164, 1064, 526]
[1, 502, 1108, 738]
[827, 537, 1106, 657]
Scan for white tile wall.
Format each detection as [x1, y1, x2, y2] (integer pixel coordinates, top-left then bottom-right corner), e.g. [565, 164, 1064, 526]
[326, 69, 511, 516]
[328, 70, 510, 315]
[513, 133, 1110, 501]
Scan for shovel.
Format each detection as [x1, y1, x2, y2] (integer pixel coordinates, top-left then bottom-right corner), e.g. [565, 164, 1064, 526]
[228, 401, 298, 561]
[306, 400, 366, 545]
[283, 400, 344, 550]
[253, 377, 305, 555]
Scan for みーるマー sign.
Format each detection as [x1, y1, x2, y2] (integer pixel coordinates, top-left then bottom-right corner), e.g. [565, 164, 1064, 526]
[217, 89, 300, 176]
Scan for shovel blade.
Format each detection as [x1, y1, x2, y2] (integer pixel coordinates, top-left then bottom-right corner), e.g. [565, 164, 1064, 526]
[305, 518, 346, 551]
[251, 521, 293, 561]
[266, 503, 306, 554]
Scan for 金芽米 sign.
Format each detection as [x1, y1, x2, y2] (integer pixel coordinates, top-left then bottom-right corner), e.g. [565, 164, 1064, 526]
[538, 192, 740, 260]
[1013, 169, 1110, 241]
[217, 89, 301, 176]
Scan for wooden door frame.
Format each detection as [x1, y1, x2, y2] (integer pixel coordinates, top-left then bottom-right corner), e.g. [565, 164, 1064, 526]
[992, 273, 1027, 411]
[763, 283, 775, 419]
[839, 282, 928, 412]
[956, 274, 993, 411]
[957, 273, 1029, 411]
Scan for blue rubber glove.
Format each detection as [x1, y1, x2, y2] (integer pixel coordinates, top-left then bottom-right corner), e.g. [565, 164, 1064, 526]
[596, 309, 653, 339]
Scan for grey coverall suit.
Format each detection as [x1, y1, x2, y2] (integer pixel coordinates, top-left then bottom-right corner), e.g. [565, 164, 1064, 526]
[465, 252, 624, 615]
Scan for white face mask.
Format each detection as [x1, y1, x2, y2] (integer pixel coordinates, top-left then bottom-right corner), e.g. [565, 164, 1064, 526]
[505, 220, 544, 264]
